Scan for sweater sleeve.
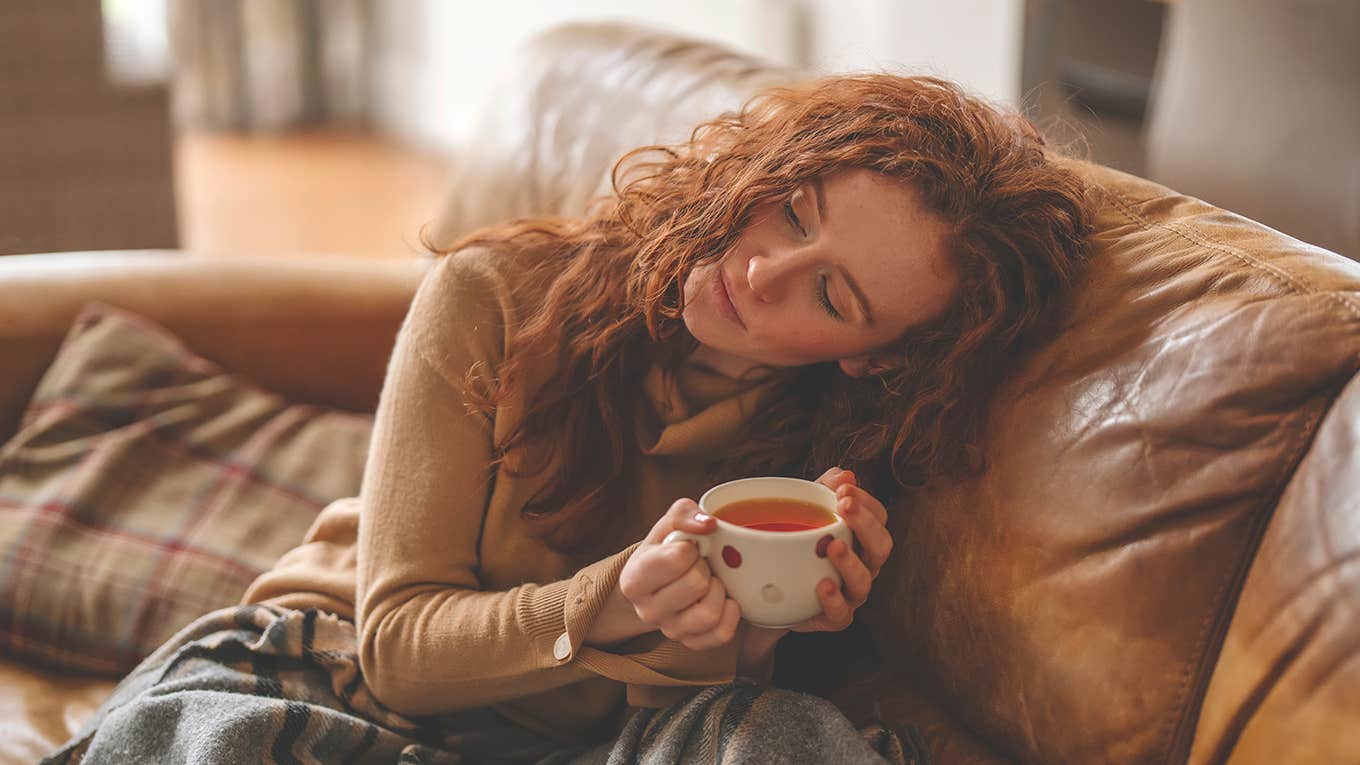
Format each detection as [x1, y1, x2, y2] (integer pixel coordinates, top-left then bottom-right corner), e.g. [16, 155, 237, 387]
[355, 251, 737, 717]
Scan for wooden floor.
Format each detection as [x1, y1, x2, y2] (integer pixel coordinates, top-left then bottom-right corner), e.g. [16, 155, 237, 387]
[174, 130, 449, 259]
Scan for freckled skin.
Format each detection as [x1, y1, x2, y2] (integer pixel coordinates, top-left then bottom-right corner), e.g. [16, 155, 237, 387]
[681, 169, 958, 379]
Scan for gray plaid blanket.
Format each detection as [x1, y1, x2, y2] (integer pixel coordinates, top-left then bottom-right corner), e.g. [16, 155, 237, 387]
[44, 604, 923, 764]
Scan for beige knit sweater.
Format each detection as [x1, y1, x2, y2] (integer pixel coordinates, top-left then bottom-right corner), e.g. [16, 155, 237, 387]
[243, 245, 777, 743]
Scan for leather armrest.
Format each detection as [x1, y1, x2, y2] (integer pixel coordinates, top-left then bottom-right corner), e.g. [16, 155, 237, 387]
[0, 250, 428, 443]
[1189, 368, 1360, 763]
[0, 658, 116, 765]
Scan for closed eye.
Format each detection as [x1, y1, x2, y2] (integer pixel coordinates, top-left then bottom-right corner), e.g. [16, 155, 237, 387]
[783, 199, 806, 237]
[818, 274, 842, 320]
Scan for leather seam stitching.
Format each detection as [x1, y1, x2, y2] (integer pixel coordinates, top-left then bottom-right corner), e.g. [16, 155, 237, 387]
[1098, 185, 1360, 324]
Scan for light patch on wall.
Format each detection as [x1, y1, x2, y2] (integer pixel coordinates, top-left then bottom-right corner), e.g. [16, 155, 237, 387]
[102, 0, 170, 86]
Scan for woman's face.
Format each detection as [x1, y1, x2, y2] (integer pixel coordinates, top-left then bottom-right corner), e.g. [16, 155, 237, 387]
[681, 169, 958, 378]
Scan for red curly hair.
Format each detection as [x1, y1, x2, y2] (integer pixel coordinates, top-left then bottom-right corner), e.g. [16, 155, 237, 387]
[430, 74, 1093, 553]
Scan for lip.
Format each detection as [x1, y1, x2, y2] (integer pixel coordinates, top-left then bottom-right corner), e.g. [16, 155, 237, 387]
[712, 268, 746, 329]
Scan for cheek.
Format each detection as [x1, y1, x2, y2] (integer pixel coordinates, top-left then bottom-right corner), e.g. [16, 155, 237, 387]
[681, 269, 724, 341]
[749, 323, 844, 363]
[681, 269, 701, 305]
[680, 270, 710, 319]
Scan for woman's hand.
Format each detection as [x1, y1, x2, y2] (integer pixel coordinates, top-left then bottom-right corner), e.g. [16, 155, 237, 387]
[599, 498, 742, 651]
[789, 466, 893, 634]
[734, 467, 893, 674]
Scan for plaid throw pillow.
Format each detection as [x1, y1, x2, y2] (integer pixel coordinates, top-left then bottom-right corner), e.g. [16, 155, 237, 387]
[0, 303, 371, 675]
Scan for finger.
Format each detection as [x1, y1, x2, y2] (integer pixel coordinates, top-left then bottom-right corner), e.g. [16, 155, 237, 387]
[643, 560, 713, 621]
[858, 522, 894, 576]
[644, 498, 710, 544]
[679, 598, 742, 651]
[666, 575, 727, 637]
[672, 506, 718, 536]
[818, 468, 860, 495]
[836, 495, 893, 575]
[828, 540, 874, 606]
[815, 577, 855, 631]
[818, 468, 858, 493]
[619, 538, 700, 602]
[838, 483, 886, 525]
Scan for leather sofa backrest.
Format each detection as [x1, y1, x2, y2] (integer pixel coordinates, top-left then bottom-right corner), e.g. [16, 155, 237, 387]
[425, 22, 797, 249]
[428, 21, 1360, 764]
[871, 160, 1360, 763]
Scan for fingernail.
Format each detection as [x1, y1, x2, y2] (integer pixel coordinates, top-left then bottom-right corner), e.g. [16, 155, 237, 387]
[695, 512, 711, 523]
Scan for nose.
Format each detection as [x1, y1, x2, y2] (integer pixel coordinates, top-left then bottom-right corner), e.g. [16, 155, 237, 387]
[745, 247, 806, 304]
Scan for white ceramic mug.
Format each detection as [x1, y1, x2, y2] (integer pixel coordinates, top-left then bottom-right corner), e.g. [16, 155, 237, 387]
[664, 476, 852, 628]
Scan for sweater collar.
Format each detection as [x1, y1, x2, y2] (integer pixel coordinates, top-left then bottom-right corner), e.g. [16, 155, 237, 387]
[635, 363, 777, 457]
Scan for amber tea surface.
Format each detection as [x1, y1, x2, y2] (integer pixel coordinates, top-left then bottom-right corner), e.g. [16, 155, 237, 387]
[713, 498, 836, 532]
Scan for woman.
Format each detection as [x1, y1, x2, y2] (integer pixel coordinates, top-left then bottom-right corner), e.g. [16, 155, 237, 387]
[47, 74, 1091, 764]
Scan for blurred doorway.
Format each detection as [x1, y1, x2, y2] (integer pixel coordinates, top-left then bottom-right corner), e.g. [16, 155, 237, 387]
[1021, 0, 1168, 176]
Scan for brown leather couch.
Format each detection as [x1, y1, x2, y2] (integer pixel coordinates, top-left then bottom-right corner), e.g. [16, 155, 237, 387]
[3, 23, 1358, 765]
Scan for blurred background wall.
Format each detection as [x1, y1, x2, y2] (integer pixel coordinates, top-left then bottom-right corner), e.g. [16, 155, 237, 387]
[1, 0, 1355, 260]
[160, 0, 1027, 150]
[361, 0, 1025, 154]
[0, 1, 179, 255]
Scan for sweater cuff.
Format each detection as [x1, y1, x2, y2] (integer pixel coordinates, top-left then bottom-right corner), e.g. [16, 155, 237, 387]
[519, 543, 640, 667]
[520, 541, 743, 691]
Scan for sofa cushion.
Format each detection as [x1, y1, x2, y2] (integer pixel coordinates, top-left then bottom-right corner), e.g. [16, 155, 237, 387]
[0, 304, 370, 675]
[867, 159, 1360, 764]
[1188, 350, 1360, 762]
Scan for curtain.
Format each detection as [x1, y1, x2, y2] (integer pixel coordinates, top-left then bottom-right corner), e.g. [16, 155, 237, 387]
[168, 0, 371, 131]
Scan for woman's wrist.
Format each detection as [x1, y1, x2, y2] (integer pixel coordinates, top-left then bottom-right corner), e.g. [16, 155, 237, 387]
[736, 625, 787, 680]
[584, 585, 652, 647]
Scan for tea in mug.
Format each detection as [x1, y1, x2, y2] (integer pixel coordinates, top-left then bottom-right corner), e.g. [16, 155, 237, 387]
[713, 498, 836, 532]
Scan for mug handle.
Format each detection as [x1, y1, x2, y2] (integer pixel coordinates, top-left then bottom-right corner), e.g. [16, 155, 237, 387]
[662, 530, 711, 557]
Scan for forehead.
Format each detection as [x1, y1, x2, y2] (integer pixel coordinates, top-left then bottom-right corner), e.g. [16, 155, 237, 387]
[819, 169, 957, 331]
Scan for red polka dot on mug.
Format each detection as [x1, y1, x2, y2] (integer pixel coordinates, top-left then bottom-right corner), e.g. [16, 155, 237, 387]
[721, 545, 742, 568]
[815, 534, 834, 558]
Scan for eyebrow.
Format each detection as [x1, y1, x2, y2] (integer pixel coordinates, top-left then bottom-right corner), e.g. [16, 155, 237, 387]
[811, 178, 876, 326]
